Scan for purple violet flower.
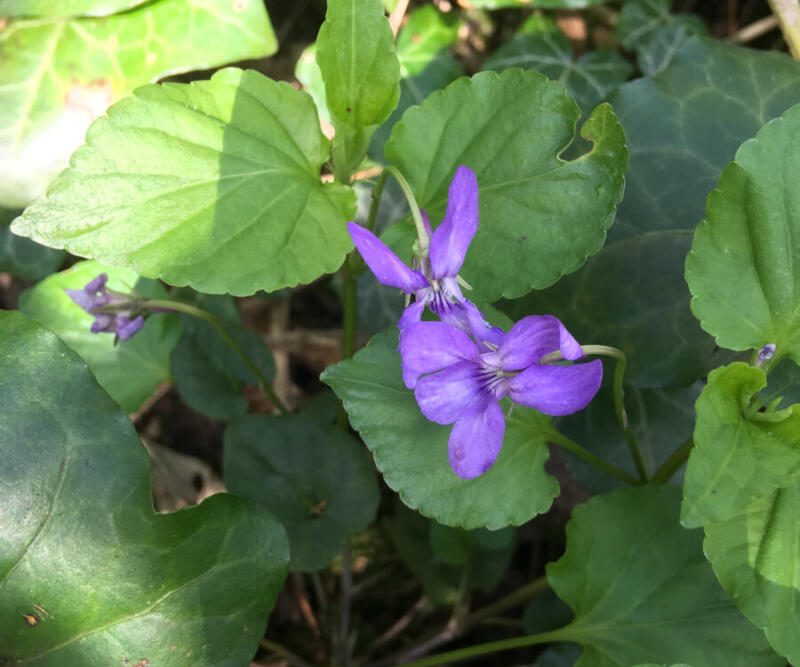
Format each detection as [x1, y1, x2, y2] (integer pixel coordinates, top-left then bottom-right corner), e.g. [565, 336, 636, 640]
[66, 273, 145, 341]
[399, 316, 603, 479]
[348, 166, 501, 343]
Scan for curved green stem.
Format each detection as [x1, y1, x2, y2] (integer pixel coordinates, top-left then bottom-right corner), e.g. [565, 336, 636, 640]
[365, 169, 389, 233]
[651, 438, 694, 485]
[141, 299, 289, 414]
[547, 429, 640, 486]
[385, 165, 429, 254]
[464, 577, 548, 628]
[398, 630, 564, 667]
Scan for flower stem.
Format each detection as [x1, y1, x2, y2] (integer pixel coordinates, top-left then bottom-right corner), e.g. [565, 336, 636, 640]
[385, 165, 429, 254]
[396, 629, 564, 667]
[365, 169, 389, 233]
[547, 429, 641, 486]
[651, 438, 694, 485]
[140, 299, 289, 415]
[463, 576, 549, 628]
[768, 0, 800, 59]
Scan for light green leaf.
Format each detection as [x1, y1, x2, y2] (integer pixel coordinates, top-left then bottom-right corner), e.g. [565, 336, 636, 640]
[385, 70, 627, 302]
[322, 330, 559, 529]
[295, 44, 331, 126]
[0, 0, 147, 17]
[170, 294, 275, 421]
[681, 363, 800, 529]
[317, 0, 400, 178]
[547, 485, 780, 667]
[18, 260, 181, 414]
[705, 482, 800, 664]
[1, 208, 63, 280]
[505, 37, 800, 388]
[0, 310, 289, 665]
[617, 0, 707, 75]
[557, 380, 701, 493]
[224, 414, 379, 571]
[483, 30, 632, 113]
[687, 103, 800, 363]
[0, 0, 277, 208]
[13, 68, 356, 295]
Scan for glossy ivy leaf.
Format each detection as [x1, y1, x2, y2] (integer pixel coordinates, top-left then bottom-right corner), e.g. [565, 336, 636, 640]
[0, 0, 277, 209]
[171, 295, 274, 421]
[687, 103, 800, 363]
[547, 485, 780, 667]
[0, 208, 63, 281]
[0, 310, 289, 665]
[13, 69, 356, 295]
[317, 0, 400, 178]
[705, 482, 800, 664]
[323, 330, 559, 529]
[370, 4, 463, 158]
[681, 363, 800, 529]
[385, 69, 627, 302]
[558, 381, 701, 493]
[617, 0, 707, 75]
[483, 30, 632, 113]
[0, 0, 146, 17]
[224, 414, 379, 571]
[505, 38, 800, 388]
[18, 260, 181, 414]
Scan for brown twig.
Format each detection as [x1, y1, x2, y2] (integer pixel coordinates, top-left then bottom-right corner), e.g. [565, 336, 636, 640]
[727, 14, 779, 42]
[388, 0, 410, 37]
[365, 596, 430, 656]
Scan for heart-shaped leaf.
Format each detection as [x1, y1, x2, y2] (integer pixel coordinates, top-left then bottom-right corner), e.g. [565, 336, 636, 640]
[224, 414, 380, 571]
[0, 0, 277, 208]
[0, 310, 289, 665]
[322, 330, 559, 529]
[19, 260, 181, 414]
[687, 103, 800, 362]
[546, 485, 780, 667]
[385, 69, 627, 302]
[12, 68, 356, 295]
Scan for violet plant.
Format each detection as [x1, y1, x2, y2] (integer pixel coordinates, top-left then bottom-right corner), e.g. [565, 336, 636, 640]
[2, 1, 800, 667]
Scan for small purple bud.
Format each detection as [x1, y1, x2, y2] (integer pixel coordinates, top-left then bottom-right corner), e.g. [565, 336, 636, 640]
[758, 343, 776, 365]
[64, 272, 146, 342]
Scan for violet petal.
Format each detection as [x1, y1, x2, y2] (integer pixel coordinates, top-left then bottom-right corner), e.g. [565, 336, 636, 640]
[65, 288, 95, 313]
[85, 273, 108, 293]
[348, 222, 428, 292]
[116, 315, 145, 341]
[414, 359, 487, 425]
[399, 321, 479, 389]
[508, 359, 603, 416]
[429, 166, 479, 279]
[448, 400, 505, 479]
[498, 315, 583, 370]
[398, 299, 426, 332]
[90, 313, 115, 333]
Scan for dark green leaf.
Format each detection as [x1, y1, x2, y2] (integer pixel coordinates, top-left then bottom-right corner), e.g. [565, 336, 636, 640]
[385, 70, 627, 302]
[171, 295, 274, 421]
[681, 363, 800, 529]
[0, 310, 289, 664]
[547, 485, 780, 667]
[687, 103, 800, 362]
[323, 330, 559, 529]
[18, 260, 181, 414]
[0, 0, 277, 208]
[13, 69, 356, 295]
[224, 414, 379, 571]
[0, 209, 63, 280]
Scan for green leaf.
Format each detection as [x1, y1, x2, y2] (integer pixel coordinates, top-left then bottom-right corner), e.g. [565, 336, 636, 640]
[617, 0, 707, 75]
[0, 0, 147, 17]
[687, 103, 800, 363]
[0, 0, 277, 208]
[224, 414, 379, 571]
[558, 380, 701, 493]
[170, 295, 274, 421]
[0, 309, 289, 665]
[322, 329, 559, 529]
[13, 68, 356, 295]
[385, 70, 628, 302]
[18, 260, 181, 414]
[295, 44, 331, 126]
[704, 482, 800, 664]
[483, 30, 632, 113]
[504, 38, 800, 388]
[317, 0, 400, 178]
[1, 209, 63, 280]
[681, 363, 800, 529]
[547, 485, 780, 667]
